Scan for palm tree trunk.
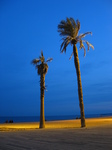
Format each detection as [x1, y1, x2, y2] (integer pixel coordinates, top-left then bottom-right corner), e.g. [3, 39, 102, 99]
[39, 72, 45, 128]
[73, 44, 86, 127]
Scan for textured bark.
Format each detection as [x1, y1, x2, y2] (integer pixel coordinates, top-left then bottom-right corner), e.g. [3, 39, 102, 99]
[39, 71, 45, 128]
[73, 44, 86, 127]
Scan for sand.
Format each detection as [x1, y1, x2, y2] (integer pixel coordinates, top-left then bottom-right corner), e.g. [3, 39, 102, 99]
[0, 117, 112, 150]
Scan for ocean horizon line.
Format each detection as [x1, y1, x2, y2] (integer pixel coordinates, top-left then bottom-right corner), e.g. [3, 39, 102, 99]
[0, 113, 112, 124]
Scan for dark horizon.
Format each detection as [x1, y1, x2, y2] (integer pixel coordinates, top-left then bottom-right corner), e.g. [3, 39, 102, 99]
[1, 112, 112, 117]
[1, 112, 112, 124]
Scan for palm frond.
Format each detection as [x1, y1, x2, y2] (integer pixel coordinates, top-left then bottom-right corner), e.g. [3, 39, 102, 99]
[58, 20, 66, 29]
[86, 41, 94, 50]
[76, 20, 80, 31]
[41, 50, 43, 56]
[71, 19, 80, 37]
[77, 32, 92, 40]
[58, 29, 73, 37]
[70, 18, 77, 28]
[61, 36, 71, 46]
[69, 52, 73, 60]
[58, 17, 79, 38]
[79, 40, 84, 49]
[46, 58, 53, 62]
[60, 37, 72, 53]
[39, 54, 45, 63]
[31, 59, 40, 65]
[79, 40, 86, 56]
[83, 46, 86, 57]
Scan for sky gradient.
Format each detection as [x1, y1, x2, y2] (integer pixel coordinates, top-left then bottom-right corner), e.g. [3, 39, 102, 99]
[0, 0, 112, 117]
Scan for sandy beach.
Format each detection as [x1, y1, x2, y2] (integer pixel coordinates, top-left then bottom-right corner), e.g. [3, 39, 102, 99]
[0, 117, 112, 150]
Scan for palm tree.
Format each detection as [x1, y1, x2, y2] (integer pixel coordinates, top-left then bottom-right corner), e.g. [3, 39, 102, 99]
[58, 18, 94, 127]
[32, 51, 53, 128]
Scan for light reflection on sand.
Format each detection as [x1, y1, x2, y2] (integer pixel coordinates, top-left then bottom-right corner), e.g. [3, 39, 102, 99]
[0, 117, 112, 131]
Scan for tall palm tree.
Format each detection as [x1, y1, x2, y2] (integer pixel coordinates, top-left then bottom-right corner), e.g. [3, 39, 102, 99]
[32, 51, 53, 128]
[58, 18, 94, 127]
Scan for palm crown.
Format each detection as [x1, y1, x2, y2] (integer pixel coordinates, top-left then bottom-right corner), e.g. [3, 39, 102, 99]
[58, 17, 94, 57]
[32, 50, 53, 75]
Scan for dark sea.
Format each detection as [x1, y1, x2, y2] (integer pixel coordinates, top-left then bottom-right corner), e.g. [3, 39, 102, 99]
[0, 113, 112, 124]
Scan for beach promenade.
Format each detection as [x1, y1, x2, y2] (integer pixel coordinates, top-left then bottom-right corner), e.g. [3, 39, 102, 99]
[0, 117, 112, 150]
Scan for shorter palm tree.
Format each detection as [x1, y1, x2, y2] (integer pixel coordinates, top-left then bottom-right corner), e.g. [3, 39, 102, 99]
[32, 51, 53, 128]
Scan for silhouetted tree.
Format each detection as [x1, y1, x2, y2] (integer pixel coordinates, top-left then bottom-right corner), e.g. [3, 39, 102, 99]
[32, 51, 53, 128]
[58, 18, 94, 127]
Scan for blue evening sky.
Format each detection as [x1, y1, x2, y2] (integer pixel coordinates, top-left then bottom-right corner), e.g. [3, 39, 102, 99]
[0, 0, 112, 117]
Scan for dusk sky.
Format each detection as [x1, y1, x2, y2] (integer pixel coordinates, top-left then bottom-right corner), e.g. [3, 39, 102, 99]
[0, 0, 112, 117]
